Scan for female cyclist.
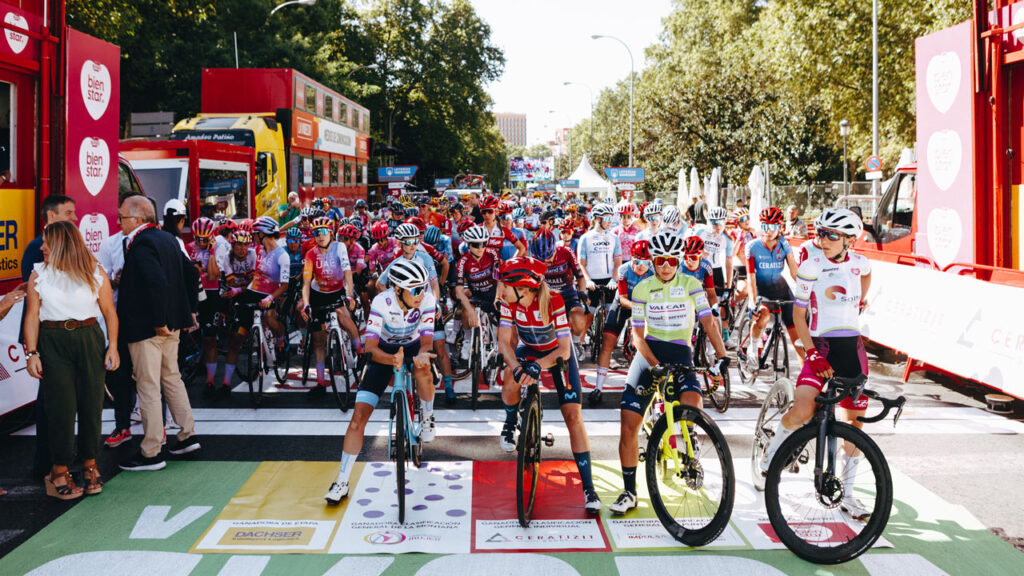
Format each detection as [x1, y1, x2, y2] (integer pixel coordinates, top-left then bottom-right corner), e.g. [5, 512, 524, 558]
[745, 206, 802, 368]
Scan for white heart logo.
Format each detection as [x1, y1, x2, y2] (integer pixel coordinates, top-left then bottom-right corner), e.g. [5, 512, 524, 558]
[1014, 7, 1024, 43]
[80, 60, 111, 120]
[926, 207, 963, 268]
[79, 137, 110, 197]
[78, 213, 110, 257]
[926, 129, 963, 191]
[4, 12, 28, 55]
[925, 51, 961, 114]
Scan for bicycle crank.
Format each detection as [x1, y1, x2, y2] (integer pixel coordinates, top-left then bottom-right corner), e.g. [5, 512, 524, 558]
[542, 432, 555, 447]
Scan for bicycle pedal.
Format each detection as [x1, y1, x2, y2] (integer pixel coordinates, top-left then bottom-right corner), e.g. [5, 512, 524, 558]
[542, 433, 555, 447]
[638, 448, 646, 462]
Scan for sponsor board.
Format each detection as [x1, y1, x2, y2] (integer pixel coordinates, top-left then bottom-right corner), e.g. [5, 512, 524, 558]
[196, 519, 334, 551]
[606, 518, 746, 549]
[475, 519, 606, 551]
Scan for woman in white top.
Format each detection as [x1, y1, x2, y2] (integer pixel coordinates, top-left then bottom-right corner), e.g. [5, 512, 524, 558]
[23, 221, 119, 500]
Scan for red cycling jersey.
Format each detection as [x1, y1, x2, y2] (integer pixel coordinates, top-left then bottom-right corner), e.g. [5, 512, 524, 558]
[499, 292, 571, 353]
[543, 246, 584, 292]
[455, 248, 501, 296]
[186, 241, 218, 290]
[482, 222, 518, 252]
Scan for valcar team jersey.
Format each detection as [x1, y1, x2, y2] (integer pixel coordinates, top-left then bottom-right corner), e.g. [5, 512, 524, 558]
[222, 250, 258, 290]
[544, 246, 584, 292]
[794, 252, 871, 338]
[380, 252, 438, 286]
[577, 230, 622, 280]
[186, 241, 218, 290]
[456, 248, 501, 296]
[616, 262, 654, 301]
[365, 288, 436, 345]
[692, 226, 734, 269]
[304, 242, 351, 293]
[249, 245, 291, 295]
[613, 223, 642, 262]
[499, 292, 571, 353]
[631, 273, 711, 346]
[745, 237, 792, 293]
[797, 239, 825, 265]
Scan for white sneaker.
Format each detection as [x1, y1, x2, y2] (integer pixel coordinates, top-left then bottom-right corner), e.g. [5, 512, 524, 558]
[499, 422, 516, 452]
[325, 481, 349, 505]
[842, 496, 871, 521]
[609, 491, 638, 515]
[421, 414, 436, 443]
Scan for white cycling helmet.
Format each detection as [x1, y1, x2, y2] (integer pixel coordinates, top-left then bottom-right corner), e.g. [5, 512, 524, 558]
[395, 223, 421, 240]
[389, 259, 430, 290]
[462, 225, 489, 244]
[662, 206, 681, 226]
[815, 207, 863, 238]
[644, 203, 662, 218]
[708, 206, 728, 221]
[649, 230, 686, 258]
[591, 203, 614, 218]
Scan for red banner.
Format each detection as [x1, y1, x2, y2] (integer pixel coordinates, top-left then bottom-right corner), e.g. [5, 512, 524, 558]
[64, 28, 120, 256]
[0, 4, 41, 62]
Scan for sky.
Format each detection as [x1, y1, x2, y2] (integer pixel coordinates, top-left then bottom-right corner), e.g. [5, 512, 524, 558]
[472, 0, 675, 147]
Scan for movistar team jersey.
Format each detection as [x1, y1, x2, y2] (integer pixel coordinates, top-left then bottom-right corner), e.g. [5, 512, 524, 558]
[577, 229, 622, 280]
[631, 273, 711, 346]
[794, 252, 871, 338]
[365, 288, 436, 345]
[745, 237, 792, 294]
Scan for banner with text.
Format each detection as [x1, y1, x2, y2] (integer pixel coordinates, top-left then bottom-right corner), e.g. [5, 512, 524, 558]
[510, 157, 553, 182]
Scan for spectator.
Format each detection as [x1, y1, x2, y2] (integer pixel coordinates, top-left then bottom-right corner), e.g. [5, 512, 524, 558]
[278, 192, 301, 225]
[23, 221, 119, 500]
[469, 191, 483, 224]
[98, 200, 134, 449]
[785, 204, 808, 238]
[694, 194, 708, 225]
[21, 194, 77, 479]
[685, 197, 698, 225]
[162, 199, 190, 254]
[0, 283, 26, 496]
[115, 196, 201, 472]
[735, 198, 746, 210]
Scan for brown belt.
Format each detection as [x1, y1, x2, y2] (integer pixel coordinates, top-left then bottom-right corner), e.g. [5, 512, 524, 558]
[41, 318, 99, 331]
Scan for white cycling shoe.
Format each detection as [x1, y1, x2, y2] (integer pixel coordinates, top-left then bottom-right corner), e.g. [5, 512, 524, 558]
[324, 481, 349, 505]
[421, 414, 436, 443]
[842, 496, 872, 521]
[499, 423, 516, 452]
[609, 491, 638, 515]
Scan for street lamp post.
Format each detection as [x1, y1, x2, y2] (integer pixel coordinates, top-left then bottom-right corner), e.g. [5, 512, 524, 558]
[562, 81, 593, 155]
[270, 0, 316, 17]
[591, 34, 634, 166]
[345, 63, 379, 79]
[840, 119, 850, 196]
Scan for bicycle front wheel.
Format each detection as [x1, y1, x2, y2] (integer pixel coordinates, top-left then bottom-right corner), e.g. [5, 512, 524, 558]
[645, 404, 734, 547]
[735, 314, 759, 384]
[240, 330, 263, 407]
[470, 326, 482, 411]
[764, 421, 893, 564]
[327, 331, 349, 413]
[751, 378, 794, 492]
[516, 387, 541, 528]
[393, 391, 408, 524]
[273, 331, 292, 385]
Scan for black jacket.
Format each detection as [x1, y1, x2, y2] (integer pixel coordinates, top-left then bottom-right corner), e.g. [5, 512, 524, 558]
[117, 226, 197, 344]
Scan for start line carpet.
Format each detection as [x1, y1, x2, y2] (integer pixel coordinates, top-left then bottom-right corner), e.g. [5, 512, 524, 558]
[1, 459, 1020, 576]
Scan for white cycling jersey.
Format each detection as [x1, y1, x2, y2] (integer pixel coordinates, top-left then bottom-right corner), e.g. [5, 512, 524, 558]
[365, 288, 437, 345]
[797, 238, 825, 265]
[689, 226, 733, 269]
[793, 252, 871, 338]
[577, 229, 622, 280]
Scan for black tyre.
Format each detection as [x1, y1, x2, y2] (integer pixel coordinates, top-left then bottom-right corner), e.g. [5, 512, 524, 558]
[771, 325, 790, 380]
[706, 365, 731, 413]
[300, 330, 313, 388]
[327, 331, 349, 413]
[273, 332, 292, 385]
[750, 378, 795, 492]
[470, 326, 481, 411]
[394, 391, 407, 525]
[516, 388, 541, 528]
[645, 404, 734, 547]
[623, 326, 636, 364]
[736, 314, 759, 384]
[239, 331, 263, 407]
[449, 318, 472, 380]
[764, 422, 893, 564]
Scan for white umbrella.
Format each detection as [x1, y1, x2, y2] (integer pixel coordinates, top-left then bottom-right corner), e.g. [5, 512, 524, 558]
[708, 167, 721, 208]
[748, 164, 765, 227]
[689, 167, 700, 200]
[676, 167, 688, 211]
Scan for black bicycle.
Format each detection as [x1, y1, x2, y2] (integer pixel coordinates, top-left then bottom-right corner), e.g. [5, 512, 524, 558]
[515, 358, 560, 527]
[449, 302, 502, 410]
[300, 303, 355, 412]
[763, 374, 905, 564]
[584, 284, 613, 363]
[736, 297, 792, 384]
[691, 321, 732, 412]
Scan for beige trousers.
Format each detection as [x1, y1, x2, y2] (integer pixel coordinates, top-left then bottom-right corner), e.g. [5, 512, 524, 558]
[128, 331, 196, 458]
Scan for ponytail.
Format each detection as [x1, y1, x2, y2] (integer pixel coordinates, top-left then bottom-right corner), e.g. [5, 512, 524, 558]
[536, 282, 551, 323]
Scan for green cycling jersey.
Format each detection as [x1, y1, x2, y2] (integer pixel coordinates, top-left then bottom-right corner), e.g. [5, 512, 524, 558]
[630, 272, 711, 346]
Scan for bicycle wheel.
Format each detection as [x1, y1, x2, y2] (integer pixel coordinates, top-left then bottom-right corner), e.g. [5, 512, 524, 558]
[771, 324, 791, 380]
[240, 330, 263, 407]
[735, 314, 759, 384]
[449, 318, 472, 380]
[393, 390, 407, 524]
[645, 404, 734, 547]
[590, 307, 604, 364]
[327, 331, 349, 413]
[623, 325, 636, 364]
[470, 326, 482, 411]
[750, 378, 795, 492]
[273, 329, 292, 385]
[516, 387, 541, 528]
[764, 421, 893, 564]
[300, 330, 313, 388]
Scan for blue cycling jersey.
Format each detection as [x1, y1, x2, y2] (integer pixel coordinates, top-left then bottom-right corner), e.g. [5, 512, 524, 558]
[287, 248, 303, 278]
[679, 258, 714, 283]
[501, 228, 528, 260]
[616, 262, 653, 300]
[745, 237, 792, 293]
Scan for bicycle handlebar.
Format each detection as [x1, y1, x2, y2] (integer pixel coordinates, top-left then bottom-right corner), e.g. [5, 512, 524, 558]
[815, 374, 906, 426]
[856, 391, 907, 425]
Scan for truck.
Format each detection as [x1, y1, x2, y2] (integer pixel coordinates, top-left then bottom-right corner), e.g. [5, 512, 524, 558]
[171, 68, 372, 218]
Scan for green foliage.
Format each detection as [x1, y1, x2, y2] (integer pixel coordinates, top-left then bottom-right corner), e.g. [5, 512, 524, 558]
[66, 0, 506, 187]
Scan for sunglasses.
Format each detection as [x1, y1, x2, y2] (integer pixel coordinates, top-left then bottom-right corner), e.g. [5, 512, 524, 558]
[633, 259, 651, 268]
[684, 254, 700, 262]
[405, 284, 427, 297]
[468, 242, 486, 249]
[286, 237, 300, 243]
[710, 219, 725, 226]
[738, 217, 749, 223]
[601, 215, 613, 222]
[648, 215, 661, 221]
[761, 223, 781, 232]
[481, 209, 494, 215]
[313, 229, 331, 237]
[401, 238, 419, 246]
[653, 256, 679, 268]
[818, 229, 848, 242]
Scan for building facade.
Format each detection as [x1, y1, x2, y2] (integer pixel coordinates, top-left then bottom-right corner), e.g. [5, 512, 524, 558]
[495, 112, 527, 147]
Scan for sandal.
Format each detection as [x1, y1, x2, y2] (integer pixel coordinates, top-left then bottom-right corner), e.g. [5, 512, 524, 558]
[45, 471, 83, 501]
[83, 466, 104, 495]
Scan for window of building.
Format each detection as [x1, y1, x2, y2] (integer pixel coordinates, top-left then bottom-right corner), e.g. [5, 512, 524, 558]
[305, 85, 317, 113]
[330, 159, 339, 184]
[325, 94, 334, 121]
[339, 102, 348, 126]
[312, 157, 323, 185]
[357, 162, 366, 185]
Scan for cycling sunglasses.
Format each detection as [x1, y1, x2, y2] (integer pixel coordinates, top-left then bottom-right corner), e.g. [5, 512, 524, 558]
[313, 228, 331, 237]
[468, 241, 486, 249]
[481, 209, 494, 215]
[286, 237, 300, 243]
[818, 228, 848, 242]
[648, 214, 662, 221]
[601, 215, 613, 222]
[738, 216, 749, 223]
[653, 255, 679, 268]
[633, 259, 651, 268]
[710, 219, 725, 226]
[761, 223, 781, 232]
[401, 238, 420, 246]
[684, 253, 701, 262]
[405, 284, 428, 297]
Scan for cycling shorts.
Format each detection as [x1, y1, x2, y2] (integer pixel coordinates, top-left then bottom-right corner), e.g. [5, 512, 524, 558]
[712, 267, 726, 298]
[309, 289, 344, 329]
[587, 282, 617, 312]
[230, 290, 266, 333]
[359, 340, 422, 405]
[198, 289, 224, 333]
[603, 304, 631, 336]
[515, 344, 581, 407]
[621, 340, 699, 415]
[468, 288, 498, 319]
[559, 287, 583, 312]
[758, 285, 795, 328]
[797, 336, 869, 410]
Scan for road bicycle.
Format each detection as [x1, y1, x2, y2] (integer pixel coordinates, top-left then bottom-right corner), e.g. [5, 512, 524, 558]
[762, 374, 905, 564]
[583, 282, 615, 363]
[235, 301, 278, 408]
[750, 377, 796, 492]
[448, 302, 502, 410]
[300, 302, 357, 413]
[643, 362, 735, 546]
[388, 359, 423, 525]
[691, 320, 732, 412]
[736, 297, 792, 384]
[515, 357, 561, 527]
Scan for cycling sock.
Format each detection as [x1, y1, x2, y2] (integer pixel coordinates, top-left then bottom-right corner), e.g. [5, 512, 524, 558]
[622, 466, 637, 495]
[503, 403, 518, 426]
[596, 367, 608, 391]
[336, 451, 358, 484]
[205, 363, 217, 383]
[276, 336, 285, 347]
[223, 364, 236, 386]
[316, 362, 326, 384]
[573, 451, 594, 492]
[763, 421, 797, 460]
[421, 400, 434, 416]
[443, 375, 453, 391]
[842, 454, 861, 497]
[722, 328, 730, 342]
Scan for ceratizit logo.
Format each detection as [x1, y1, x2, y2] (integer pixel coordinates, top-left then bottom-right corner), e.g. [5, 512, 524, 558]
[81, 60, 111, 120]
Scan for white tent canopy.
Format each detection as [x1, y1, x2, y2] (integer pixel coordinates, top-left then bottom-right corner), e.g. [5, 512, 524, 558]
[559, 153, 614, 197]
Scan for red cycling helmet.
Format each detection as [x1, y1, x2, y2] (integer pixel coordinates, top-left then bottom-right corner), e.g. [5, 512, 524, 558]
[499, 257, 547, 289]
[683, 235, 705, 257]
[370, 220, 389, 241]
[404, 216, 427, 232]
[760, 206, 785, 225]
[456, 219, 474, 235]
[498, 200, 515, 215]
[238, 219, 254, 234]
[631, 239, 651, 261]
[218, 219, 239, 235]
[480, 194, 500, 211]
[338, 224, 360, 240]
[192, 217, 216, 238]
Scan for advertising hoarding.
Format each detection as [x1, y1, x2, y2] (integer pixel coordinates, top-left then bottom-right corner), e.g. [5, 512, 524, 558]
[510, 157, 553, 182]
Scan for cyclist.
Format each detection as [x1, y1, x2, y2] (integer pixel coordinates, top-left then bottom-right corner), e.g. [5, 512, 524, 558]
[557, 221, 578, 253]
[300, 216, 361, 397]
[757, 208, 873, 519]
[282, 227, 306, 323]
[609, 231, 729, 515]
[218, 229, 258, 396]
[662, 205, 686, 237]
[378, 223, 441, 298]
[367, 221, 398, 299]
[636, 203, 662, 242]
[679, 235, 719, 309]
[338, 223, 369, 312]
[612, 201, 641, 263]
[577, 203, 622, 349]
[590, 239, 654, 405]
[479, 195, 527, 257]
[529, 228, 588, 341]
[247, 216, 291, 356]
[499, 202, 529, 260]
[796, 210, 831, 264]
[405, 216, 450, 285]
[423, 225, 452, 265]
[496, 257, 601, 513]
[730, 208, 755, 314]
[187, 217, 224, 397]
[691, 206, 734, 341]
[453, 225, 503, 402]
[324, 259, 438, 505]
[744, 205, 802, 369]
[386, 201, 406, 232]
[352, 199, 370, 228]
[325, 196, 344, 224]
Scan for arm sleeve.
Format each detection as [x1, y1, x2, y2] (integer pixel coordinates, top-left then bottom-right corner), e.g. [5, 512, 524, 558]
[277, 250, 291, 283]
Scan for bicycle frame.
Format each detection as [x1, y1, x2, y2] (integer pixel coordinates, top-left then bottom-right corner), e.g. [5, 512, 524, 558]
[388, 362, 421, 462]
